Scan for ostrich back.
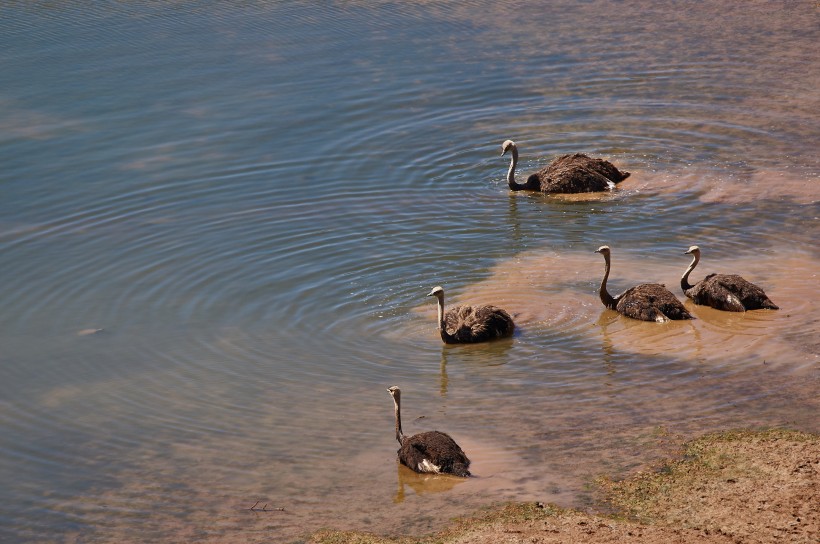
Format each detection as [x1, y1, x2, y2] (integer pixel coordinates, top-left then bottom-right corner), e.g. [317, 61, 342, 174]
[443, 305, 515, 343]
[616, 283, 693, 322]
[686, 273, 778, 311]
[528, 153, 630, 194]
[398, 431, 471, 477]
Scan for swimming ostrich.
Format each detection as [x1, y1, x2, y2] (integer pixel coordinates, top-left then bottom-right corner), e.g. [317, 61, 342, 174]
[595, 245, 693, 322]
[387, 386, 471, 477]
[501, 140, 630, 193]
[681, 246, 779, 311]
[427, 285, 514, 344]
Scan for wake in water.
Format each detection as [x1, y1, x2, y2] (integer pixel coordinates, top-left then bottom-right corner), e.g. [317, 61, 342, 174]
[621, 168, 818, 206]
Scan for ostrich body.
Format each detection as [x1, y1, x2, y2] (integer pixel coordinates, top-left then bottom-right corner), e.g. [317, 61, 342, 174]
[501, 140, 630, 193]
[595, 246, 693, 322]
[681, 246, 778, 312]
[428, 286, 514, 344]
[387, 386, 471, 477]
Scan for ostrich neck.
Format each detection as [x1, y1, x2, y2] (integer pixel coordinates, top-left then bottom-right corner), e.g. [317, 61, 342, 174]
[436, 295, 456, 344]
[506, 146, 525, 190]
[681, 253, 699, 291]
[393, 396, 405, 445]
[599, 253, 617, 309]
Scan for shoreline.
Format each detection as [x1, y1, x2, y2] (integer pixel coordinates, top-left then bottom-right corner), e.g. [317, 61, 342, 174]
[308, 428, 818, 543]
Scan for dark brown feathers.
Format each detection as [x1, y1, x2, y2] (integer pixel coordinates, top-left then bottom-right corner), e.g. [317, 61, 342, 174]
[397, 431, 471, 477]
[615, 283, 694, 322]
[596, 245, 693, 322]
[387, 386, 471, 477]
[685, 273, 779, 312]
[502, 140, 629, 194]
[428, 286, 514, 344]
[441, 304, 515, 344]
[681, 246, 778, 312]
[526, 153, 631, 193]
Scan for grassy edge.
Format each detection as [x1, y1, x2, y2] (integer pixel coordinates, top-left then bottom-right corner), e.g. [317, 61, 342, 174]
[597, 428, 817, 525]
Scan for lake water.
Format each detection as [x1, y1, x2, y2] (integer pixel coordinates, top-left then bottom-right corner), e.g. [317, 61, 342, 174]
[1, 1, 818, 542]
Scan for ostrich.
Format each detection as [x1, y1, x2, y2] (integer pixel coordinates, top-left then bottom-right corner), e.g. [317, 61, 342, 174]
[595, 245, 693, 322]
[387, 386, 471, 477]
[681, 246, 779, 311]
[427, 285, 514, 344]
[501, 140, 630, 193]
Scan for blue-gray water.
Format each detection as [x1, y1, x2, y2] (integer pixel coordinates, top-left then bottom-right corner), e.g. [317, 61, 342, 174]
[1, 1, 818, 542]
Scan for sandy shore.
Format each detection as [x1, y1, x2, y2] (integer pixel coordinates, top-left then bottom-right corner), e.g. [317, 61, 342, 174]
[308, 429, 818, 543]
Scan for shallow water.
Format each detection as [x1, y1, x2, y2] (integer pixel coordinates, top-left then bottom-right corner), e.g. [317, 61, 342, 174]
[0, 1, 818, 542]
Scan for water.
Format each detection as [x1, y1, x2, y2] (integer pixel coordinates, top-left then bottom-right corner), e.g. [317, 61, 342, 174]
[0, 1, 818, 541]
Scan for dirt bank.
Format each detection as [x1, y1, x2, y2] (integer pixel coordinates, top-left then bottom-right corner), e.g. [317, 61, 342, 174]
[308, 429, 818, 543]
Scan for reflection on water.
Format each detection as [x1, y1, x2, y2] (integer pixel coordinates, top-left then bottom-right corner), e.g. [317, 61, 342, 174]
[394, 463, 466, 503]
[438, 351, 449, 397]
[1, 0, 818, 542]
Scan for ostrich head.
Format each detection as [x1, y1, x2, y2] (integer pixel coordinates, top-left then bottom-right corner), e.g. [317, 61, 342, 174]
[684, 245, 701, 256]
[595, 245, 611, 256]
[500, 139, 516, 156]
[427, 286, 444, 300]
[387, 385, 401, 400]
